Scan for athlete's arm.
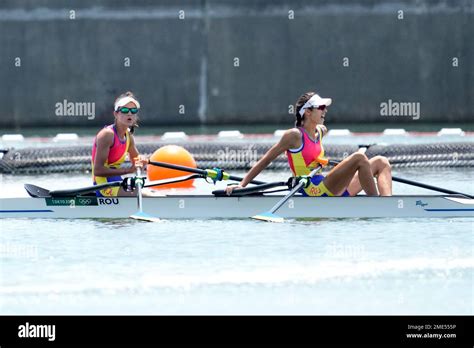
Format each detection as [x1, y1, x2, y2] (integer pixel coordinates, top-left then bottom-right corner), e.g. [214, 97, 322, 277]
[93, 129, 134, 177]
[128, 134, 139, 161]
[239, 129, 300, 187]
[128, 135, 148, 168]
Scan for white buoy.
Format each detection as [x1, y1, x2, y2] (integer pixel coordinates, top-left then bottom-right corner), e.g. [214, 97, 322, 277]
[161, 132, 188, 140]
[327, 129, 352, 136]
[437, 128, 465, 136]
[1, 134, 25, 142]
[382, 129, 408, 136]
[273, 129, 286, 138]
[217, 130, 243, 139]
[53, 133, 79, 142]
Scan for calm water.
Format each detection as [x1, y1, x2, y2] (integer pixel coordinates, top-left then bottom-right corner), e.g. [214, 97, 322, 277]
[0, 169, 473, 314]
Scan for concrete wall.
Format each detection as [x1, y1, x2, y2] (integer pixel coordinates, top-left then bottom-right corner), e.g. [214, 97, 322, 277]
[0, 0, 472, 128]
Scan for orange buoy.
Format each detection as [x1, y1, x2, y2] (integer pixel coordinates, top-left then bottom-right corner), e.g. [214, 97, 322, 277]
[147, 145, 197, 189]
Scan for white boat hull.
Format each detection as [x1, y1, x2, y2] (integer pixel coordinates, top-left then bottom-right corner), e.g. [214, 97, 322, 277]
[1, 195, 473, 219]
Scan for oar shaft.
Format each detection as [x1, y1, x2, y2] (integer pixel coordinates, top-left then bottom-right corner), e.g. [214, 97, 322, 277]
[392, 176, 473, 198]
[269, 183, 301, 214]
[149, 160, 206, 175]
[329, 159, 473, 198]
[227, 174, 265, 184]
[136, 167, 144, 212]
[269, 168, 320, 214]
[148, 160, 265, 185]
[212, 181, 286, 196]
[144, 174, 203, 188]
[50, 181, 122, 197]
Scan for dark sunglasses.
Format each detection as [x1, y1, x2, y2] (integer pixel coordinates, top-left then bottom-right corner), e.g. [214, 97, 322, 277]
[117, 107, 139, 114]
[313, 105, 327, 111]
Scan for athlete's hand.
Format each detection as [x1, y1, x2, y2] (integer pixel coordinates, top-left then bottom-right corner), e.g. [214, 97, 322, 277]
[225, 183, 243, 196]
[133, 155, 148, 169]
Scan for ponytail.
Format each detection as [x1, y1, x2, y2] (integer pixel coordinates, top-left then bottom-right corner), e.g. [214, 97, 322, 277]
[295, 114, 303, 127]
[129, 123, 139, 134]
[294, 91, 316, 128]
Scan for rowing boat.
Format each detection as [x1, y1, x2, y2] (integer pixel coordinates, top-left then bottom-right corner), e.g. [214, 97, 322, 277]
[1, 194, 472, 219]
[1, 160, 472, 220]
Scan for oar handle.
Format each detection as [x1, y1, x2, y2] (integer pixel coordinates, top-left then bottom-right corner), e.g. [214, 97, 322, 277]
[148, 160, 266, 185]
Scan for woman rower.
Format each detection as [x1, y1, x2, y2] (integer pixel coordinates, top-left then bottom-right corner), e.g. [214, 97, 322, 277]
[226, 91, 392, 197]
[92, 91, 148, 197]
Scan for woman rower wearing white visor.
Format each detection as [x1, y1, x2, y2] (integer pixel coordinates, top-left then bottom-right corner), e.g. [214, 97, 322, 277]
[226, 91, 392, 197]
[91, 91, 148, 197]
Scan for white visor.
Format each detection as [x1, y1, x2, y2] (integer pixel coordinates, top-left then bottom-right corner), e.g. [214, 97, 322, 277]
[299, 94, 332, 116]
[114, 96, 140, 111]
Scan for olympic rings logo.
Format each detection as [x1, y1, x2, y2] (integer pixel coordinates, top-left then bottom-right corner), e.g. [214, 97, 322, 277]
[78, 198, 93, 205]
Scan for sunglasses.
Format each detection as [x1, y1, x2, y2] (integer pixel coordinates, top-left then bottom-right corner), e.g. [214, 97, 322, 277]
[117, 107, 139, 114]
[312, 105, 327, 111]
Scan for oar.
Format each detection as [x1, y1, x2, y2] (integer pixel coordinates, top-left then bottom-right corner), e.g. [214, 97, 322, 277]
[212, 181, 287, 197]
[390, 177, 473, 198]
[252, 166, 322, 223]
[328, 160, 473, 199]
[148, 160, 266, 185]
[130, 166, 161, 222]
[144, 174, 203, 188]
[25, 174, 206, 199]
[48, 181, 122, 197]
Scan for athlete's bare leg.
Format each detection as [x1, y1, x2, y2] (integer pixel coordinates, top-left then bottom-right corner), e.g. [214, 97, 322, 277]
[346, 156, 392, 196]
[323, 152, 379, 196]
